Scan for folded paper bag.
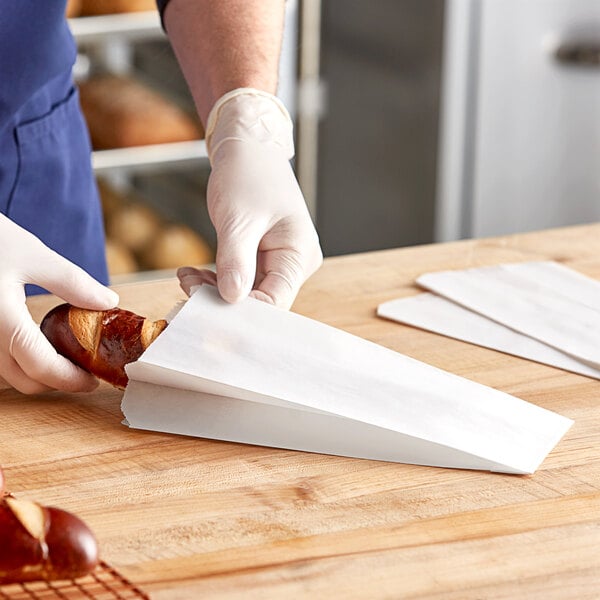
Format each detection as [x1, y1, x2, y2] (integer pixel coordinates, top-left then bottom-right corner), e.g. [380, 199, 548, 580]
[417, 261, 600, 370]
[122, 286, 572, 474]
[377, 292, 600, 380]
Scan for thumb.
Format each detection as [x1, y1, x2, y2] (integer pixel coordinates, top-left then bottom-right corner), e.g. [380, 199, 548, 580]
[215, 223, 264, 304]
[28, 244, 119, 309]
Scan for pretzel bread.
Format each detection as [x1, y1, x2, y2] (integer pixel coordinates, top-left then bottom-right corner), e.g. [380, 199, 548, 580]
[41, 304, 167, 389]
[0, 494, 99, 584]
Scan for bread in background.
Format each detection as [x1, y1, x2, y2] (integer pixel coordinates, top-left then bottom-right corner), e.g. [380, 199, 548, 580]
[105, 238, 138, 275]
[106, 202, 162, 254]
[96, 177, 127, 224]
[97, 179, 213, 274]
[79, 75, 202, 149]
[141, 224, 214, 271]
[79, 0, 156, 15]
[65, 0, 82, 17]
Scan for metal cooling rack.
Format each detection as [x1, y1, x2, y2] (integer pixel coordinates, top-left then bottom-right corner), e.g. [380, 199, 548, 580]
[0, 561, 149, 600]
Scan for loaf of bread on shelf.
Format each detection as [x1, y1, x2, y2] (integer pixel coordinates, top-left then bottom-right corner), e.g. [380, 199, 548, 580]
[0, 494, 99, 584]
[96, 178, 214, 274]
[79, 0, 157, 15]
[107, 202, 162, 255]
[96, 178, 127, 224]
[141, 224, 214, 271]
[65, 0, 82, 17]
[105, 238, 139, 276]
[78, 75, 202, 149]
[41, 305, 167, 389]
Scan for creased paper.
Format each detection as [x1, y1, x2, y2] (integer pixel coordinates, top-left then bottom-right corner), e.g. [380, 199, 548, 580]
[417, 261, 600, 369]
[122, 285, 572, 474]
[377, 292, 600, 380]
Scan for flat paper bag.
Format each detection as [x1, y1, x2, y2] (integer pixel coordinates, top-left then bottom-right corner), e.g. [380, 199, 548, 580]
[418, 261, 600, 369]
[377, 292, 600, 379]
[122, 286, 572, 474]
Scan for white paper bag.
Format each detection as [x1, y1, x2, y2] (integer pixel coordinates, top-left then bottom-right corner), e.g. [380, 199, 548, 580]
[377, 292, 600, 380]
[417, 261, 600, 369]
[122, 286, 572, 474]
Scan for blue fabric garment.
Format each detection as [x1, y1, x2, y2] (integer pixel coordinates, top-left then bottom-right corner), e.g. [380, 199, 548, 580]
[0, 1, 108, 295]
[155, 0, 171, 29]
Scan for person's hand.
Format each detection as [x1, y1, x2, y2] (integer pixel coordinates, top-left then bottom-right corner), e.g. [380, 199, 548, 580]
[0, 215, 119, 394]
[179, 89, 322, 310]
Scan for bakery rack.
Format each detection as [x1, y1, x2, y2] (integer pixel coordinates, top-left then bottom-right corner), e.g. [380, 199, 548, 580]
[91, 140, 208, 175]
[68, 10, 161, 42]
[66, 3, 317, 283]
[69, 11, 209, 174]
[68, 3, 309, 184]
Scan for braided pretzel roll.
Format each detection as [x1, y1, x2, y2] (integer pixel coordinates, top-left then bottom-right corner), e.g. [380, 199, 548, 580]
[0, 494, 99, 584]
[41, 304, 167, 389]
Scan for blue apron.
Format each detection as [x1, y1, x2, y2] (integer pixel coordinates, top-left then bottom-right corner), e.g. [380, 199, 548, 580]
[0, 1, 108, 295]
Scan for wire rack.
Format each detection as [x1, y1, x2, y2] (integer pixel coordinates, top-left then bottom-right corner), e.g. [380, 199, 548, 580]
[0, 562, 149, 600]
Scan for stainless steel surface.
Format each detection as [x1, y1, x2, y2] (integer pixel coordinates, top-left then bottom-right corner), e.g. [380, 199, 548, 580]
[297, 0, 323, 221]
[316, 0, 444, 256]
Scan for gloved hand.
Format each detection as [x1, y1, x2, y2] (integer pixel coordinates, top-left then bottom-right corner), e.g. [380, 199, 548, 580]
[179, 88, 322, 310]
[0, 215, 119, 394]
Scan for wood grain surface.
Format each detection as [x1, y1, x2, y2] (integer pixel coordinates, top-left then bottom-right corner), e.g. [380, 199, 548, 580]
[2, 223, 600, 599]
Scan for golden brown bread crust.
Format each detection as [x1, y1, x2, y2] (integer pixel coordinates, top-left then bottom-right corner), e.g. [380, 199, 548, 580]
[140, 224, 214, 270]
[65, 0, 82, 17]
[78, 76, 203, 149]
[41, 304, 167, 389]
[79, 0, 156, 15]
[0, 494, 99, 584]
[104, 238, 138, 276]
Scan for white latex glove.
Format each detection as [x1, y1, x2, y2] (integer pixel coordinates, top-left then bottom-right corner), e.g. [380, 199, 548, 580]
[0, 215, 119, 394]
[179, 88, 322, 310]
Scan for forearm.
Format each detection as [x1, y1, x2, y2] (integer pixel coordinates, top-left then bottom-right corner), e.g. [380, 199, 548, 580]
[163, 0, 286, 124]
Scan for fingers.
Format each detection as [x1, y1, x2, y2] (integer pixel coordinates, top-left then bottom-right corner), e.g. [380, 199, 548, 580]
[214, 224, 264, 304]
[0, 356, 55, 395]
[5, 303, 99, 394]
[0, 224, 112, 394]
[2, 344, 98, 395]
[178, 263, 303, 309]
[26, 242, 119, 310]
[178, 264, 304, 310]
[250, 247, 306, 309]
[209, 223, 322, 309]
[252, 229, 323, 309]
[251, 271, 298, 310]
[177, 267, 217, 296]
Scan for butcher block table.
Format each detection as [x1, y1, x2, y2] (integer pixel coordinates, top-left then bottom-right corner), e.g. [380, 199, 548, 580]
[3, 223, 600, 599]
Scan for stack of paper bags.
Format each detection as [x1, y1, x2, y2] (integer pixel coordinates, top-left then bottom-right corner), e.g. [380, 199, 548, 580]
[122, 283, 572, 474]
[378, 261, 600, 379]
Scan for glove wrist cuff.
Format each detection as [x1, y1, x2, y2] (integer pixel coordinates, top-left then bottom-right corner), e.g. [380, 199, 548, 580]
[205, 88, 295, 163]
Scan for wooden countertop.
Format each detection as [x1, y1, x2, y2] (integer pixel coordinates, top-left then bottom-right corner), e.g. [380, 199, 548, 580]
[3, 223, 600, 599]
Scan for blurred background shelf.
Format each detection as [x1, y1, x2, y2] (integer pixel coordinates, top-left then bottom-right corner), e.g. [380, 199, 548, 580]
[92, 141, 208, 174]
[68, 11, 162, 43]
[67, 3, 215, 280]
[64, 0, 598, 279]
